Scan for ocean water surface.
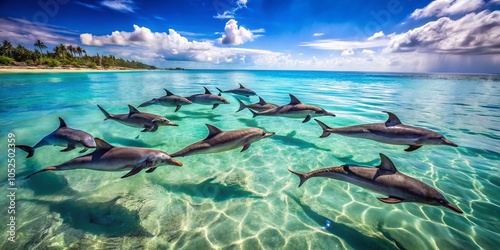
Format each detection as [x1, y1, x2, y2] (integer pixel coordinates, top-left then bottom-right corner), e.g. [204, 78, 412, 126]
[0, 70, 499, 249]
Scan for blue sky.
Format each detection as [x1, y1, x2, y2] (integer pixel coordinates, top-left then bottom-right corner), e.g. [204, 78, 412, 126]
[1, 0, 499, 73]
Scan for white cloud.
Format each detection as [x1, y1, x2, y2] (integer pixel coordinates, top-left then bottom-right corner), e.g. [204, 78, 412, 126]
[341, 48, 354, 56]
[361, 49, 375, 54]
[218, 19, 255, 45]
[214, 0, 248, 19]
[301, 38, 389, 50]
[387, 10, 500, 55]
[367, 31, 385, 41]
[411, 0, 484, 19]
[313, 33, 324, 37]
[0, 17, 77, 45]
[80, 24, 278, 64]
[100, 0, 135, 13]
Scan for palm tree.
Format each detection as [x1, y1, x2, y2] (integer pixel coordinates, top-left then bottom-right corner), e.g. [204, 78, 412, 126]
[1, 40, 14, 57]
[34, 40, 47, 55]
[67, 45, 75, 57]
[76, 46, 83, 57]
[54, 43, 69, 60]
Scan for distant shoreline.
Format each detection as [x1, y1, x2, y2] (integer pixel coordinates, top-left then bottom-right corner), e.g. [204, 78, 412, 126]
[0, 65, 185, 73]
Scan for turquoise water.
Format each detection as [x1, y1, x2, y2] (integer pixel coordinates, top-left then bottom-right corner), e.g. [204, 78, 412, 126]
[0, 70, 499, 249]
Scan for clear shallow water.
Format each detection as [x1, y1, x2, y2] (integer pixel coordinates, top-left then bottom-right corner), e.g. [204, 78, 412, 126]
[0, 70, 499, 249]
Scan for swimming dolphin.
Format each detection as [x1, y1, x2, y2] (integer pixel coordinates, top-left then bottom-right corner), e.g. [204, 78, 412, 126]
[23, 138, 183, 179]
[16, 117, 96, 158]
[186, 87, 230, 109]
[236, 96, 278, 113]
[97, 104, 178, 132]
[249, 94, 335, 123]
[216, 83, 257, 97]
[170, 124, 275, 157]
[314, 111, 458, 152]
[138, 89, 192, 112]
[289, 153, 463, 214]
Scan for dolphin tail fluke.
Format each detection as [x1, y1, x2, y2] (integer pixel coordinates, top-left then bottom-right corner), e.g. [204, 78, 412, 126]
[23, 166, 57, 179]
[314, 119, 332, 138]
[16, 145, 35, 158]
[97, 104, 112, 120]
[288, 169, 309, 187]
[236, 98, 247, 112]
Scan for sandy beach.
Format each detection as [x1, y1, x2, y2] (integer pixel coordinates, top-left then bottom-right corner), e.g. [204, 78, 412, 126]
[0, 66, 151, 73]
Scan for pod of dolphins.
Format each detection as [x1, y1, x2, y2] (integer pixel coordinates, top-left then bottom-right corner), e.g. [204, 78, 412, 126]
[17, 83, 463, 216]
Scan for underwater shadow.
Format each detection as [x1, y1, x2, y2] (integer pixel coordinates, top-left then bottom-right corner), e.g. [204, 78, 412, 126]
[101, 132, 163, 148]
[160, 177, 260, 202]
[237, 118, 260, 128]
[270, 131, 331, 152]
[284, 191, 399, 250]
[22, 168, 79, 196]
[22, 196, 151, 238]
[176, 110, 223, 122]
[334, 154, 381, 167]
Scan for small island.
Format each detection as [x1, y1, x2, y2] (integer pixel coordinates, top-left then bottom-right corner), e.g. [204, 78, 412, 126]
[0, 40, 184, 72]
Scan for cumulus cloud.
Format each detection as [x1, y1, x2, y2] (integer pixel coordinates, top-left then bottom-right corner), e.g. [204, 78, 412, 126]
[80, 24, 277, 64]
[362, 49, 375, 54]
[341, 48, 354, 56]
[218, 19, 255, 45]
[0, 17, 77, 45]
[313, 33, 324, 37]
[411, 0, 484, 19]
[367, 31, 385, 41]
[387, 10, 500, 55]
[101, 0, 135, 13]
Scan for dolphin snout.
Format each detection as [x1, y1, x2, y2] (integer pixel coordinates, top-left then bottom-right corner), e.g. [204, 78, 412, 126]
[325, 112, 336, 117]
[442, 138, 458, 147]
[169, 158, 183, 167]
[442, 201, 463, 214]
[168, 122, 179, 126]
[264, 132, 275, 138]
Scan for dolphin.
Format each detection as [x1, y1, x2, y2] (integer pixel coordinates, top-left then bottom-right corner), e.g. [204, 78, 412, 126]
[314, 111, 458, 152]
[236, 96, 278, 113]
[216, 83, 257, 97]
[289, 153, 463, 214]
[16, 117, 96, 158]
[186, 87, 230, 109]
[23, 138, 183, 179]
[249, 94, 335, 123]
[138, 89, 192, 112]
[170, 124, 275, 157]
[97, 104, 178, 132]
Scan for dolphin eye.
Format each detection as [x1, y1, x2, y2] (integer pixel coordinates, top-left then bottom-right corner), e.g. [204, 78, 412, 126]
[262, 131, 266, 136]
[438, 199, 446, 204]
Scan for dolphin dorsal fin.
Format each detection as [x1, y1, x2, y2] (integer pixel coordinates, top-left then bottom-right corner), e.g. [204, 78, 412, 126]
[377, 153, 397, 173]
[58, 117, 68, 128]
[288, 94, 302, 105]
[239, 83, 245, 88]
[164, 89, 175, 96]
[204, 124, 223, 140]
[128, 105, 140, 115]
[94, 138, 114, 151]
[383, 111, 402, 126]
[258, 96, 267, 105]
[203, 87, 212, 94]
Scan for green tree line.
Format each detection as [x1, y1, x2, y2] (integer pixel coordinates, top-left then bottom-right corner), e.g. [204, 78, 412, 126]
[0, 40, 157, 70]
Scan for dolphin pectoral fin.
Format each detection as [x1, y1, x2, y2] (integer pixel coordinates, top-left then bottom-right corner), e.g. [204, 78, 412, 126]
[302, 115, 311, 123]
[61, 145, 76, 152]
[121, 162, 149, 178]
[377, 197, 403, 204]
[79, 148, 89, 153]
[404, 145, 422, 152]
[146, 167, 157, 173]
[174, 105, 181, 112]
[212, 104, 219, 109]
[241, 143, 251, 152]
[141, 128, 150, 132]
[149, 125, 159, 132]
